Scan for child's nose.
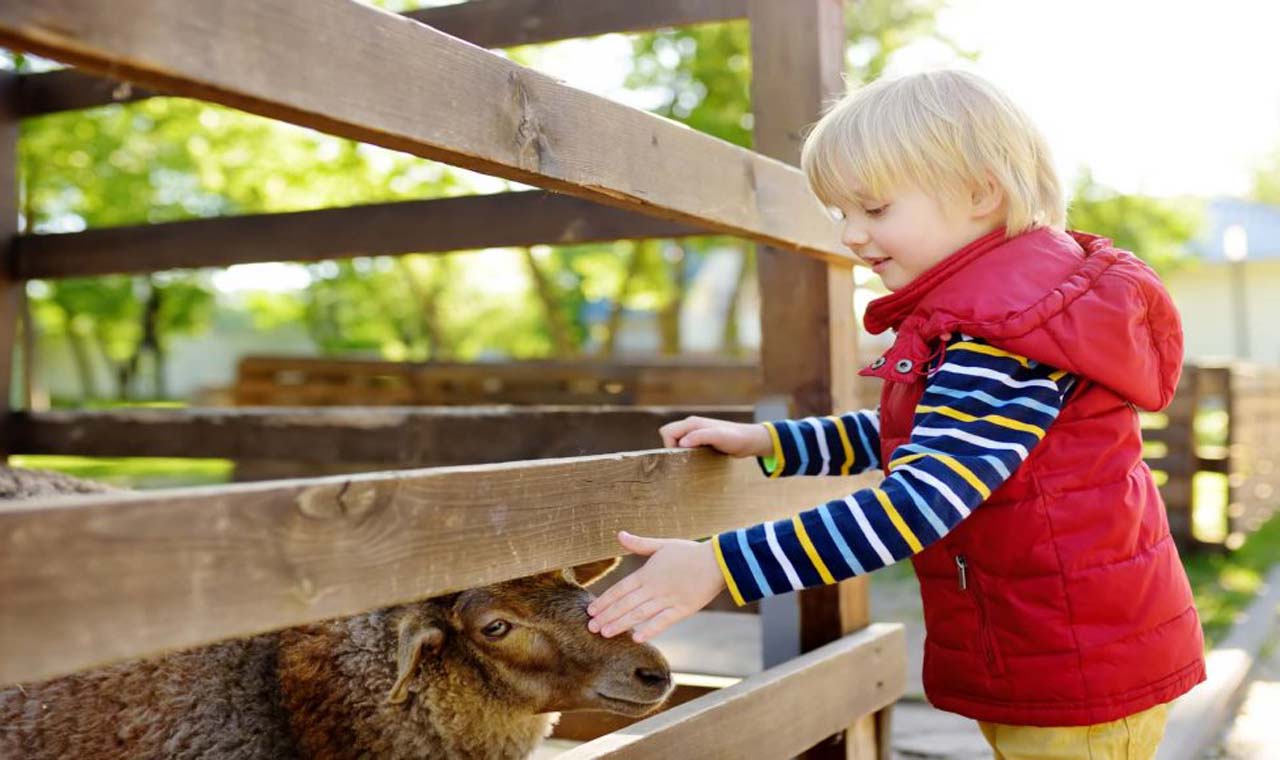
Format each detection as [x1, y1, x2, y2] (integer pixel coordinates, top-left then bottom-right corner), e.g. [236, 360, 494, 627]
[841, 220, 869, 250]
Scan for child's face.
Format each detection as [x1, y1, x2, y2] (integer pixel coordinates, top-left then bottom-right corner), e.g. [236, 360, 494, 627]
[835, 184, 1001, 291]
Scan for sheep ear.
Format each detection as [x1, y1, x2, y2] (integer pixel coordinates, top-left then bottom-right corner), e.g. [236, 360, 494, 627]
[567, 557, 621, 587]
[386, 618, 445, 705]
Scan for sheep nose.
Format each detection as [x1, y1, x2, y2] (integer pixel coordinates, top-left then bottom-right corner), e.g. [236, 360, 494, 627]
[634, 667, 671, 690]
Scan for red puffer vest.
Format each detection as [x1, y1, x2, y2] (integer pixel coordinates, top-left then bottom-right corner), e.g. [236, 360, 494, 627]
[860, 227, 1205, 726]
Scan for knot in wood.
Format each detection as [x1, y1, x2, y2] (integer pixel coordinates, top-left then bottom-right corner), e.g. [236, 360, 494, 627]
[508, 71, 547, 172]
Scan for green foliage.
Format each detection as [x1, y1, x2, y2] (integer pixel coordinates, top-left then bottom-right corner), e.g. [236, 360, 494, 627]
[625, 0, 968, 149]
[1183, 512, 1280, 649]
[12, 0, 963, 400]
[1066, 170, 1203, 274]
[1251, 147, 1280, 207]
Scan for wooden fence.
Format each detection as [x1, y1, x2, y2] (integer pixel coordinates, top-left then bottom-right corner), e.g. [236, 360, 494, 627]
[1141, 363, 1280, 551]
[0, 1, 900, 757]
[234, 356, 765, 407]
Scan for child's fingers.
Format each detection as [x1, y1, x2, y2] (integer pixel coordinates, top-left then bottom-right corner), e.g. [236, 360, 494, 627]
[588, 585, 650, 632]
[587, 571, 641, 616]
[658, 416, 705, 448]
[632, 607, 684, 643]
[599, 599, 669, 638]
[676, 427, 721, 449]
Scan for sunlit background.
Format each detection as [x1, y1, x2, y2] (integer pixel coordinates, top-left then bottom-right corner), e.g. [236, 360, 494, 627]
[4, 1, 1278, 755]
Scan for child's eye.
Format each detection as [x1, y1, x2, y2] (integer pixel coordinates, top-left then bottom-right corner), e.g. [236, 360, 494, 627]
[864, 205, 889, 218]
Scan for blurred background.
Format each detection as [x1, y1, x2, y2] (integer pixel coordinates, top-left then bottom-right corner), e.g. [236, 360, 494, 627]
[8, 0, 1278, 416]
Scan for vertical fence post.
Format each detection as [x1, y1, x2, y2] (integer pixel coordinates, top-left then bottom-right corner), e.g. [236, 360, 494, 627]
[0, 70, 19, 460]
[748, 1, 884, 757]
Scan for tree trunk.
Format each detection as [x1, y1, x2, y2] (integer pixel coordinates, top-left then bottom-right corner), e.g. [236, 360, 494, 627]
[398, 257, 450, 361]
[65, 324, 99, 402]
[720, 246, 752, 356]
[601, 241, 648, 357]
[658, 243, 687, 356]
[521, 247, 576, 358]
[140, 278, 163, 399]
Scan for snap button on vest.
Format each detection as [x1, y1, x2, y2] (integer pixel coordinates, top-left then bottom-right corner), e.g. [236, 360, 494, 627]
[894, 358, 914, 373]
[871, 357, 886, 369]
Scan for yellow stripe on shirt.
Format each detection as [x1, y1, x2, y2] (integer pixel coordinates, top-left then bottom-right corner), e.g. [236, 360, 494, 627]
[829, 415, 856, 476]
[889, 452, 990, 500]
[949, 341, 1031, 368]
[792, 515, 836, 584]
[712, 534, 746, 606]
[916, 405, 1046, 440]
[872, 488, 924, 553]
[763, 421, 785, 478]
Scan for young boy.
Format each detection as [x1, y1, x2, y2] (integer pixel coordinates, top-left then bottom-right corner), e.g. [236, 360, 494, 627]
[586, 69, 1204, 757]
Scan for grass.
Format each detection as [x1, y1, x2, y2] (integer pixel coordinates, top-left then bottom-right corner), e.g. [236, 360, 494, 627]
[9, 455, 234, 490]
[1183, 511, 1280, 650]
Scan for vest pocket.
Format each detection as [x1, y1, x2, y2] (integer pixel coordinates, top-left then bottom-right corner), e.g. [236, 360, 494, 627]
[956, 554, 1006, 676]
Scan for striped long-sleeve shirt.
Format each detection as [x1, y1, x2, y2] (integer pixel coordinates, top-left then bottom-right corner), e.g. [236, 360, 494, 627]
[713, 334, 1076, 605]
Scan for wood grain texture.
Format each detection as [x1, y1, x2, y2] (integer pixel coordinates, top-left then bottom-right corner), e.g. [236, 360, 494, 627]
[0, 447, 879, 683]
[8, 406, 753, 466]
[231, 356, 766, 407]
[0, 0, 847, 261]
[404, 0, 748, 49]
[14, 0, 749, 116]
[16, 191, 707, 278]
[557, 623, 906, 760]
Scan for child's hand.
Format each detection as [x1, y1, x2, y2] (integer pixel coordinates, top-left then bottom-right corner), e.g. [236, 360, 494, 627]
[659, 416, 773, 458]
[587, 531, 726, 643]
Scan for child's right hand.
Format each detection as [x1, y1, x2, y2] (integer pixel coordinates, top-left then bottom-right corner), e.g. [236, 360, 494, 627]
[658, 416, 774, 459]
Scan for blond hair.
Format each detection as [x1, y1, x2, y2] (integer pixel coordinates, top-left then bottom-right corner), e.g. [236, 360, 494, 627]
[801, 69, 1065, 235]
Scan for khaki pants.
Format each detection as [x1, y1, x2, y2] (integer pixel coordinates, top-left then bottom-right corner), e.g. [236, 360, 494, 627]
[978, 702, 1169, 759]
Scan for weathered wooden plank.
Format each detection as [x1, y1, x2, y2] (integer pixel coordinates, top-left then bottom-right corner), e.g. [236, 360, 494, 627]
[0, 0, 847, 261]
[746, 2, 877, 755]
[404, 0, 748, 49]
[9, 406, 755, 466]
[0, 72, 18, 455]
[557, 623, 905, 760]
[16, 191, 707, 278]
[14, 0, 750, 116]
[14, 66, 156, 116]
[233, 355, 764, 407]
[0, 446, 880, 683]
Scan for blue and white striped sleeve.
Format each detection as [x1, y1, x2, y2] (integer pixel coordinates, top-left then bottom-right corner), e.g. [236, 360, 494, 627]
[712, 335, 1075, 606]
[756, 410, 883, 478]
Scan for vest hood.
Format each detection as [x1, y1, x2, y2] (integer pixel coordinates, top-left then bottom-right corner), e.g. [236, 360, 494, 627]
[863, 227, 1184, 411]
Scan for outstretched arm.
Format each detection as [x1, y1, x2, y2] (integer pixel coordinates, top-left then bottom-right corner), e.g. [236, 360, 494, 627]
[589, 336, 1074, 639]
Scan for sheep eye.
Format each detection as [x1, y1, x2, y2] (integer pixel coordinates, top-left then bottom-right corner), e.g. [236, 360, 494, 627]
[481, 620, 512, 639]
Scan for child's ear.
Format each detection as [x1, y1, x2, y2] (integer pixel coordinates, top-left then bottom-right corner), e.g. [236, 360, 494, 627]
[970, 172, 1005, 218]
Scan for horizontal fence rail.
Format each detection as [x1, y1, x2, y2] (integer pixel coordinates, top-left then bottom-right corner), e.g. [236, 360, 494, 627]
[0, 0, 848, 262]
[15, 0, 750, 116]
[559, 623, 905, 759]
[0, 448, 878, 684]
[9, 407, 753, 467]
[15, 191, 707, 279]
[233, 356, 766, 407]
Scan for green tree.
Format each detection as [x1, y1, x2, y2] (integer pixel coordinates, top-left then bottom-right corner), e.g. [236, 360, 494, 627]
[1067, 170, 1203, 274]
[1250, 147, 1280, 207]
[619, 1, 969, 352]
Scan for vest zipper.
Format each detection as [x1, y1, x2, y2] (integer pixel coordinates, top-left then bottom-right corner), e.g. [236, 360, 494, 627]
[955, 554, 1004, 675]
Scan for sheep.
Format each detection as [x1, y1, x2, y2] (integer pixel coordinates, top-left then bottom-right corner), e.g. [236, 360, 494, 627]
[0, 467, 673, 759]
